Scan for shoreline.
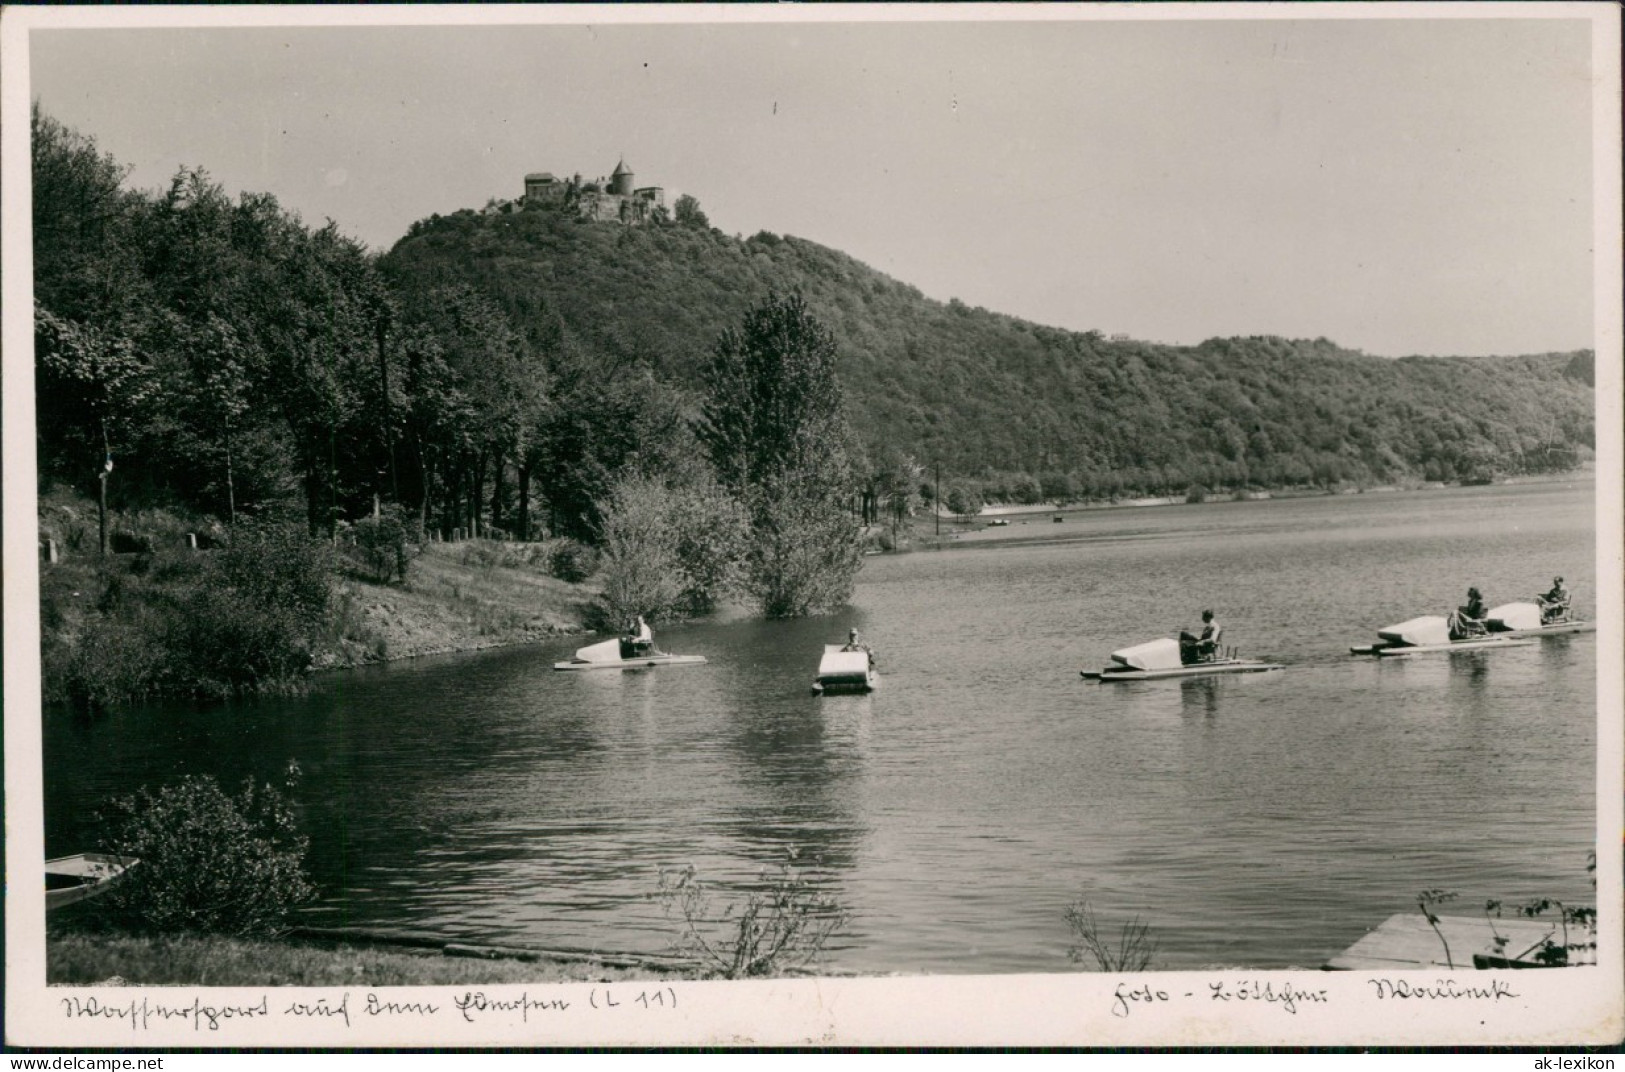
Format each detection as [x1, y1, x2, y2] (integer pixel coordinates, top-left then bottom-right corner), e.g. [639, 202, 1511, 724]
[46, 930, 689, 987]
[952, 469, 1589, 520]
[314, 541, 601, 672]
[907, 471, 1593, 552]
[41, 471, 1593, 692]
[326, 474, 1596, 672]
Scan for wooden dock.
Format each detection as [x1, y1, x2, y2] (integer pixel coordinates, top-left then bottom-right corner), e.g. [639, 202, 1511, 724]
[1326, 913, 1596, 970]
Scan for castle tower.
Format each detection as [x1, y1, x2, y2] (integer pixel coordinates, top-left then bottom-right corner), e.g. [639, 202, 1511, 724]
[610, 159, 634, 197]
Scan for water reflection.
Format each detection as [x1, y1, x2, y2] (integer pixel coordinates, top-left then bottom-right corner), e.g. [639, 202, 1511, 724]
[1455, 650, 1493, 695]
[1180, 677, 1219, 718]
[1541, 634, 1580, 671]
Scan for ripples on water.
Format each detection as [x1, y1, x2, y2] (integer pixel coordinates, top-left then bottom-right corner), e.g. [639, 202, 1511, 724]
[44, 481, 1599, 973]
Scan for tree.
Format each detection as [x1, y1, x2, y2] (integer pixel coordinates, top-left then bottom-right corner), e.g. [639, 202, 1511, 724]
[945, 484, 983, 521]
[178, 314, 254, 525]
[673, 193, 709, 229]
[666, 477, 751, 615]
[748, 463, 865, 617]
[35, 307, 155, 553]
[596, 475, 686, 624]
[532, 362, 689, 543]
[31, 105, 141, 323]
[696, 294, 862, 617]
[1040, 470, 1075, 505]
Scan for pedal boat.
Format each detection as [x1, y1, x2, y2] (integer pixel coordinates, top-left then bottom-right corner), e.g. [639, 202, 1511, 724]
[1483, 601, 1595, 639]
[812, 645, 877, 694]
[1349, 615, 1539, 656]
[553, 636, 706, 671]
[1080, 637, 1282, 681]
[46, 853, 137, 910]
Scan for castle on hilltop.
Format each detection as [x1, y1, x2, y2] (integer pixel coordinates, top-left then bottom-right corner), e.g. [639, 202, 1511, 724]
[483, 159, 667, 225]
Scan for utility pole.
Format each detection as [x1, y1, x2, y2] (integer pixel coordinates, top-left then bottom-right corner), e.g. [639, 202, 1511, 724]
[935, 462, 940, 537]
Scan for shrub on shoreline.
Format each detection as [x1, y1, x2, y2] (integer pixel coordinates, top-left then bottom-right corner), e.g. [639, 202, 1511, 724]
[655, 857, 848, 979]
[341, 507, 417, 584]
[48, 523, 337, 708]
[94, 765, 316, 937]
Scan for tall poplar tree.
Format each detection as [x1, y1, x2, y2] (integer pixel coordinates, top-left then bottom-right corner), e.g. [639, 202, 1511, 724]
[697, 293, 862, 617]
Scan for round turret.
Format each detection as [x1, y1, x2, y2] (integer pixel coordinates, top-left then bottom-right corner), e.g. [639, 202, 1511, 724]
[610, 159, 634, 196]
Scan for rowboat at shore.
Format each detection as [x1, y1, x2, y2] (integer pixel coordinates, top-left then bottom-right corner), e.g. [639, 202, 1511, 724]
[1081, 637, 1283, 681]
[46, 853, 137, 910]
[1349, 615, 1539, 656]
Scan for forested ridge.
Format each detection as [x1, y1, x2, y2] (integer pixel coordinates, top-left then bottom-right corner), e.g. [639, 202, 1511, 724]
[386, 204, 1593, 502]
[35, 105, 1593, 551]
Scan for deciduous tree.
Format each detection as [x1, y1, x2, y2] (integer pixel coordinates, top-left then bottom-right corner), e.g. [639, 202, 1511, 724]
[697, 294, 861, 617]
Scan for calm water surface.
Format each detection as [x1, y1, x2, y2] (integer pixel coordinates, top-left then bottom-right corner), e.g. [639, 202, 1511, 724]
[44, 480, 1599, 973]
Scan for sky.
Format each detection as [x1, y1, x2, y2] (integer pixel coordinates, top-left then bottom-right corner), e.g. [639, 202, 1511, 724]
[20, 7, 1606, 357]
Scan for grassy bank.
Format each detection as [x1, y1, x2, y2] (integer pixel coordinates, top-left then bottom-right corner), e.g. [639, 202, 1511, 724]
[47, 932, 677, 987]
[37, 489, 606, 705]
[319, 539, 600, 668]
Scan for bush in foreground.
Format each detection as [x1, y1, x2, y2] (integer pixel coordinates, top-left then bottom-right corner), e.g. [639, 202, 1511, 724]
[1064, 899, 1158, 972]
[655, 856, 848, 979]
[95, 765, 316, 937]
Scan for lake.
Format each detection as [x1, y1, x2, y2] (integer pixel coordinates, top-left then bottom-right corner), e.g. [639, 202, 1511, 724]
[43, 479, 1599, 974]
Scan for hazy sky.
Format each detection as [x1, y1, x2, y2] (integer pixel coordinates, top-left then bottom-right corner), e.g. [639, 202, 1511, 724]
[24, 9, 1602, 357]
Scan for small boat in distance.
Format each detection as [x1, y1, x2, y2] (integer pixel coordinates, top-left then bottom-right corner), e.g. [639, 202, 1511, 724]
[1349, 615, 1538, 656]
[553, 619, 706, 672]
[813, 642, 877, 694]
[46, 853, 137, 910]
[1081, 637, 1283, 681]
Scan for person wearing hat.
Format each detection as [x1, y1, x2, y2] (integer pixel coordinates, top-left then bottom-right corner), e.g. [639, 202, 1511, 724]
[1179, 610, 1223, 665]
[1450, 587, 1489, 639]
[841, 627, 875, 669]
[1538, 576, 1571, 623]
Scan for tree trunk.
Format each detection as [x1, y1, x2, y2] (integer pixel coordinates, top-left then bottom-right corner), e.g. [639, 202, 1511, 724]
[469, 450, 485, 539]
[327, 425, 339, 537]
[376, 317, 398, 500]
[305, 456, 323, 537]
[444, 454, 463, 540]
[97, 421, 111, 555]
[224, 430, 237, 527]
[98, 470, 109, 556]
[517, 463, 532, 541]
[414, 440, 432, 537]
[490, 450, 506, 537]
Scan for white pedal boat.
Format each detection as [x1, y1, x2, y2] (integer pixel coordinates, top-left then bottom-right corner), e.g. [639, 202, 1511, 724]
[1349, 615, 1539, 656]
[812, 645, 877, 694]
[1080, 637, 1283, 681]
[1483, 601, 1596, 639]
[553, 636, 706, 672]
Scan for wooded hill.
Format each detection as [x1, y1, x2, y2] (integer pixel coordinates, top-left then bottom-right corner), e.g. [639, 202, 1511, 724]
[34, 101, 1593, 554]
[384, 203, 1594, 501]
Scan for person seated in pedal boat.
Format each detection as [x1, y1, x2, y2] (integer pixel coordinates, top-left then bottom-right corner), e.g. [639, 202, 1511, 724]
[1179, 610, 1222, 665]
[1449, 587, 1489, 639]
[841, 628, 875, 668]
[620, 615, 658, 659]
[1537, 576, 1572, 623]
